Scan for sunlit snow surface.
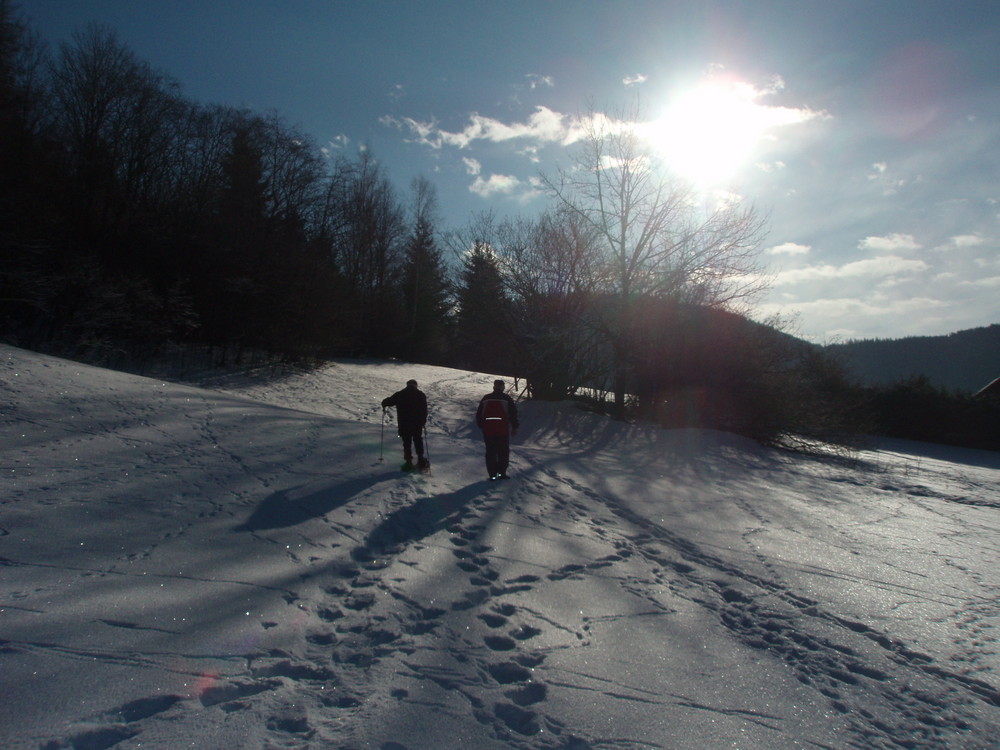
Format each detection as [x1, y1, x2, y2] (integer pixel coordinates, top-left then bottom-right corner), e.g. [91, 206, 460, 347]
[2, 346, 999, 749]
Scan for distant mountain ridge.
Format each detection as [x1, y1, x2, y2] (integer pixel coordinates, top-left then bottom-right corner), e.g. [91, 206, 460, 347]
[824, 324, 1000, 394]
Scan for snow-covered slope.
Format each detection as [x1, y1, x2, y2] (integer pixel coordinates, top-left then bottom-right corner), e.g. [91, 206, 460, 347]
[2, 346, 999, 749]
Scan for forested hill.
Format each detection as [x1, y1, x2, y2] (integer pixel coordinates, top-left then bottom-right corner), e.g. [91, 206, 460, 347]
[825, 324, 1000, 394]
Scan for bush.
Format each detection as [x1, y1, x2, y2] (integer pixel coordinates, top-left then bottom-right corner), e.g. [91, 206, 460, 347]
[863, 376, 1000, 451]
[626, 303, 865, 447]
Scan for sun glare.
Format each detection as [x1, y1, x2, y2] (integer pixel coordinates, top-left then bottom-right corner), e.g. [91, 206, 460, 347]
[645, 80, 771, 185]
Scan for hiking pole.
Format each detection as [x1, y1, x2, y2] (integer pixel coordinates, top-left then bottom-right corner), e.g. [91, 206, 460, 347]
[378, 408, 386, 463]
[423, 425, 432, 474]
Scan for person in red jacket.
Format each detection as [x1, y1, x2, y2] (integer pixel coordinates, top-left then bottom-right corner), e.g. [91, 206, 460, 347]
[382, 379, 429, 471]
[475, 379, 519, 480]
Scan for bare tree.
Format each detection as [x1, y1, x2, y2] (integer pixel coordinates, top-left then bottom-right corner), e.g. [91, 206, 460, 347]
[540, 104, 769, 413]
[495, 209, 605, 398]
[1, 0, 49, 137]
[326, 150, 406, 352]
[257, 112, 325, 233]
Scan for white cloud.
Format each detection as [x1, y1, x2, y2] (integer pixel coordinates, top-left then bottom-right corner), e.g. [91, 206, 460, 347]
[866, 163, 908, 195]
[949, 234, 986, 248]
[384, 115, 442, 147]
[395, 106, 577, 151]
[321, 134, 350, 156]
[933, 271, 960, 282]
[462, 157, 481, 176]
[390, 75, 825, 178]
[961, 275, 1000, 288]
[661, 79, 826, 137]
[767, 242, 811, 256]
[790, 296, 947, 316]
[858, 233, 922, 253]
[756, 160, 787, 173]
[518, 145, 541, 163]
[773, 255, 929, 285]
[757, 295, 950, 340]
[931, 234, 992, 258]
[526, 74, 554, 89]
[469, 173, 522, 197]
[624, 74, 648, 87]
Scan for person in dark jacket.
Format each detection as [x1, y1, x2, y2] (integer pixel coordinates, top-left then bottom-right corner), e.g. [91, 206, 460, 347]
[475, 379, 519, 480]
[382, 379, 429, 470]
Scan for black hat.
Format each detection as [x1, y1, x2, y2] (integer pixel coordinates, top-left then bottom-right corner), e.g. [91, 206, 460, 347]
[407, 379, 417, 387]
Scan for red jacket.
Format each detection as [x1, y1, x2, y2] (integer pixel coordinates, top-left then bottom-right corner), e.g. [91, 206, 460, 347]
[476, 391, 518, 437]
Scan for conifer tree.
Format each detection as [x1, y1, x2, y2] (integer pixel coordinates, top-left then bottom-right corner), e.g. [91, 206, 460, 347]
[454, 241, 514, 374]
[200, 123, 272, 349]
[401, 177, 451, 362]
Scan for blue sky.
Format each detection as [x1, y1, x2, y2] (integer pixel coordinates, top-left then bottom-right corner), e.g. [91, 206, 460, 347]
[16, 0, 1000, 342]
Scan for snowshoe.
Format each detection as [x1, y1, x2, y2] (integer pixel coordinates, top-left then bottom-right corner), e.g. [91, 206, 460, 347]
[417, 457, 430, 473]
[401, 460, 415, 472]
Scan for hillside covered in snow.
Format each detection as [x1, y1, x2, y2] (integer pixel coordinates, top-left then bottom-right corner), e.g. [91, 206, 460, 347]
[2, 346, 999, 749]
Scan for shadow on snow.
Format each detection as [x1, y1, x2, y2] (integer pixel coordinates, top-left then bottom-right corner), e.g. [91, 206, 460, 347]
[352, 481, 491, 563]
[238, 473, 398, 531]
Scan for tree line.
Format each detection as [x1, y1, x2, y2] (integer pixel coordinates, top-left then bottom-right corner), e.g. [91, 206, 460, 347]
[2, 5, 876, 446]
[826, 325, 1000, 394]
[2, 9, 455, 366]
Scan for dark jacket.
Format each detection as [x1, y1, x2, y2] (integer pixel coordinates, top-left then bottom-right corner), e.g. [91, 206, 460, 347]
[476, 390, 519, 435]
[382, 384, 428, 432]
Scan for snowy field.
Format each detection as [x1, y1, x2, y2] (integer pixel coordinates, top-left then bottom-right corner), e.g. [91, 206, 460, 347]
[2, 345, 999, 750]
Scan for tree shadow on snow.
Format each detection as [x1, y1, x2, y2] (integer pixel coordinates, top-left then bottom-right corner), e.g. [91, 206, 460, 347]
[351, 481, 490, 563]
[238, 473, 398, 531]
[872, 437, 1000, 471]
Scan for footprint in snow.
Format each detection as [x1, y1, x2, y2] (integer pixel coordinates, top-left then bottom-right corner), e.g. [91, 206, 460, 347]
[547, 563, 586, 581]
[484, 635, 518, 651]
[250, 659, 335, 681]
[488, 661, 532, 683]
[343, 592, 376, 611]
[506, 682, 547, 706]
[107, 694, 184, 722]
[479, 612, 508, 628]
[451, 588, 490, 610]
[507, 574, 540, 584]
[317, 606, 344, 622]
[44, 726, 139, 750]
[494, 702, 541, 736]
[510, 624, 542, 641]
[199, 678, 281, 708]
[306, 631, 337, 646]
[266, 714, 311, 735]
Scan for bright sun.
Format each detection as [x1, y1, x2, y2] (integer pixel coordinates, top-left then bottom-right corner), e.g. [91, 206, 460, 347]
[644, 80, 772, 185]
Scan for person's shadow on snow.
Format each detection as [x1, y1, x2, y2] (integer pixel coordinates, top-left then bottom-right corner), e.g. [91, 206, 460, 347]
[238, 473, 397, 531]
[351, 481, 489, 563]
